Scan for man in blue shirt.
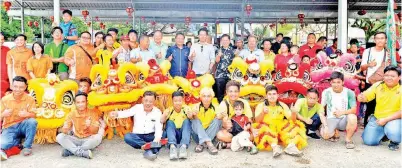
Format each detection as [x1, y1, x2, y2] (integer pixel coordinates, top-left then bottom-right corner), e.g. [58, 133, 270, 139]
[166, 33, 190, 77]
[60, 10, 78, 46]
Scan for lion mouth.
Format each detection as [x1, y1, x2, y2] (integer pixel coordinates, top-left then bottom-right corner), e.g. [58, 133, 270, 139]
[242, 93, 265, 102]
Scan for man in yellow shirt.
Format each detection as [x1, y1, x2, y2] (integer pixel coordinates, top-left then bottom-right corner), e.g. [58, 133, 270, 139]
[358, 65, 401, 151]
[161, 91, 191, 160]
[188, 88, 219, 155]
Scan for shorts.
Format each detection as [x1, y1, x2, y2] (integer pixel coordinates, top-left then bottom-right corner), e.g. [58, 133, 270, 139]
[327, 116, 348, 135]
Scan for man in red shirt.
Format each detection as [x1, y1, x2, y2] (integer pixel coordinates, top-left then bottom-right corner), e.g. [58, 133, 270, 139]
[299, 33, 321, 60]
[1, 32, 10, 97]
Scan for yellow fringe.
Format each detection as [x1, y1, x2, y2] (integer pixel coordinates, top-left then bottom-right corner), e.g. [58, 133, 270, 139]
[34, 129, 58, 144]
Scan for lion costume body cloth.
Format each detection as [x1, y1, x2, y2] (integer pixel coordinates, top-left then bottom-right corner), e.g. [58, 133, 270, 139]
[28, 74, 78, 144]
[252, 101, 308, 151]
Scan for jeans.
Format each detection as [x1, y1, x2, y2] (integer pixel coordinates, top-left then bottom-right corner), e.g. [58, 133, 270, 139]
[304, 113, 322, 131]
[166, 119, 191, 148]
[191, 118, 222, 144]
[56, 133, 102, 155]
[1, 118, 37, 150]
[124, 132, 160, 154]
[362, 116, 401, 146]
[215, 78, 229, 103]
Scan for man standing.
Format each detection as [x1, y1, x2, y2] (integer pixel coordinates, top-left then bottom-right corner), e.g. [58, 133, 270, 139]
[0, 32, 10, 97]
[214, 34, 236, 102]
[234, 39, 243, 57]
[56, 92, 104, 159]
[299, 33, 321, 60]
[316, 36, 328, 50]
[189, 28, 216, 76]
[64, 32, 102, 81]
[150, 30, 168, 65]
[0, 76, 37, 160]
[239, 36, 264, 63]
[130, 35, 155, 64]
[107, 28, 121, 49]
[360, 32, 389, 127]
[7, 34, 33, 85]
[44, 27, 70, 80]
[60, 10, 78, 46]
[110, 91, 165, 161]
[325, 38, 337, 56]
[166, 33, 190, 78]
[272, 33, 283, 54]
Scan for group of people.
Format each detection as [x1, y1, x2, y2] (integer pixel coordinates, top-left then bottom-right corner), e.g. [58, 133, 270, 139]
[0, 9, 401, 162]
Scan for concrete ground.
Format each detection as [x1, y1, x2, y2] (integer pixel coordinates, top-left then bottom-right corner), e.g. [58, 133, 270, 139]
[1, 129, 401, 168]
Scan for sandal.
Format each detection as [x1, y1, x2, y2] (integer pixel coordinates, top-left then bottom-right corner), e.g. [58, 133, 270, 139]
[195, 144, 204, 153]
[346, 141, 355, 149]
[207, 145, 218, 155]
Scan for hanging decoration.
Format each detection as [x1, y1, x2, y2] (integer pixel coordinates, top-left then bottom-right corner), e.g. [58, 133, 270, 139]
[28, 21, 33, 27]
[203, 22, 208, 27]
[298, 13, 305, 25]
[229, 18, 234, 23]
[170, 23, 174, 29]
[3, 1, 11, 12]
[357, 10, 367, 16]
[269, 23, 276, 30]
[151, 21, 156, 26]
[126, 7, 134, 18]
[141, 16, 145, 22]
[34, 21, 39, 27]
[215, 19, 220, 25]
[185, 16, 192, 25]
[95, 16, 99, 22]
[81, 9, 89, 21]
[245, 4, 253, 17]
[50, 16, 54, 23]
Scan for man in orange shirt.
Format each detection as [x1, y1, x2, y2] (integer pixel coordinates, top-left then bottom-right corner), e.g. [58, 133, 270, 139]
[56, 92, 104, 159]
[6, 34, 33, 85]
[0, 76, 37, 161]
[64, 31, 102, 81]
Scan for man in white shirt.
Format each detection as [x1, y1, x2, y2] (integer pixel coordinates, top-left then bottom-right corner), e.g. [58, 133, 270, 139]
[189, 28, 216, 76]
[110, 91, 165, 161]
[239, 36, 264, 63]
[360, 32, 388, 127]
[130, 35, 155, 64]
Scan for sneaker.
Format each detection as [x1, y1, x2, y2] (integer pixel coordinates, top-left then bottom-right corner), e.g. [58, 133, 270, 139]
[307, 133, 320, 139]
[345, 141, 355, 149]
[0, 150, 7, 161]
[81, 150, 93, 159]
[249, 146, 258, 155]
[178, 145, 188, 159]
[388, 141, 400, 151]
[272, 145, 283, 158]
[143, 150, 157, 161]
[22, 148, 32, 156]
[284, 143, 303, 157]
[169, 145, 178, 160]
[61, 149, 74, 157]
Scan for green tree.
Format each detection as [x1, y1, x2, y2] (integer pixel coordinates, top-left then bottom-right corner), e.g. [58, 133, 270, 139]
[351, 19, 386, 42]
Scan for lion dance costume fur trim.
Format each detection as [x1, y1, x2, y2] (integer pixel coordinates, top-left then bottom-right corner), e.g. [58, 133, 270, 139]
[28, 74, 78, 144]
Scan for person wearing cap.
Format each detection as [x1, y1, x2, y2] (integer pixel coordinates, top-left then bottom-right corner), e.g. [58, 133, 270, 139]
[59, 10, 78, 46]
[128, 29, 139, 49]
[150, 30, 168, 65]
[113, 35, 132, 63]
[107, 28, 121, 49]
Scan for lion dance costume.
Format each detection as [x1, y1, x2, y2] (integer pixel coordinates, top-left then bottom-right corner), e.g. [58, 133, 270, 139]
[28, 74, 78, 144]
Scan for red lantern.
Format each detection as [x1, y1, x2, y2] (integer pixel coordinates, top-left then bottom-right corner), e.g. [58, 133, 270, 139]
[215, 19, 220, 25]
[126, 21, 129, 25]
[28, 21, 33, 27]
[245, 4, 253, 17]
[3, 1, 11, 12]
[170, 23, 174, 29]
[141, 16, 145, 22]
[81, 10, 89, 21]
[298, 13, 305, 25]
[34, 21, 39, 27]
[269, 23, 276, 30]
[95, 16, 99, 22]
[50, 16, 54, 22]
[203, 22, 208, 27]
[126, 7, 134, 18]
[357, 10, 366, 16]
[229, 18, 234, 23]
[151, 21, 156, 26]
